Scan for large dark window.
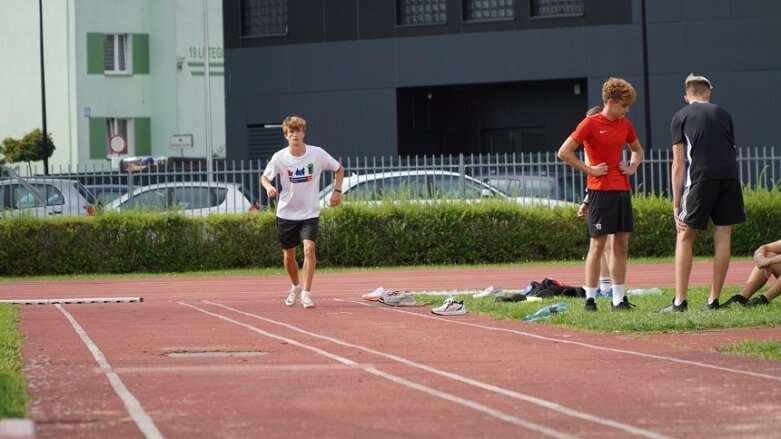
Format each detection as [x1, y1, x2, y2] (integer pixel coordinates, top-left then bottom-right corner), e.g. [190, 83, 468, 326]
[463, 0, 515, 22]
[531, 0, 583, 17]
[397, 0, 447, 26]
[242, 0, 288, 37]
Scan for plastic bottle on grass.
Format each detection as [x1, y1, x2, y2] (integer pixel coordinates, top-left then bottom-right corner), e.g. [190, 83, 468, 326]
[522, 302, 569, 322]
[626, 288, 663, 296]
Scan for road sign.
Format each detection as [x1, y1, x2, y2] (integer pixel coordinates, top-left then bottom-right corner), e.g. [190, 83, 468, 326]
[109, 134, 127, 154]
[170, 134, 194, 149]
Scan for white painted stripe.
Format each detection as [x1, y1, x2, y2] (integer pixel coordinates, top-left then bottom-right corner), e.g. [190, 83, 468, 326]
[340, 299, 781, 382]
[55, 305, 164, 439]
[180, 301, 575, 439]
[202, 301, 672, 439]
[1, 297, 142, 305]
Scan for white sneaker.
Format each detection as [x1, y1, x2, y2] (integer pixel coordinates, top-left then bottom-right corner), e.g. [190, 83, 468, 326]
[472, 285, 503, 298]
[362, 286, 388, 301]
[431, 296, 466, 316]
[285, 286, 302, 307]
[301, 294, 315, 309]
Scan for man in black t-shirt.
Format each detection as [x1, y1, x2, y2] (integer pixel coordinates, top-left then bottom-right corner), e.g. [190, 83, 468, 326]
[660, 74, 746, 313]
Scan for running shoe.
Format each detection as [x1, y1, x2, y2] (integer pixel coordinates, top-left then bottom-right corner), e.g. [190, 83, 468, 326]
[744, 295, 770, 307]
[378, 291, 416, 306]
[700, 299, 720, 311]
[301, 294, 315, 309]
[362, 286, 390, 301]
[285, 285, 302, 307]
[431, 296, 466, 316]
[721, 294, 749, 308]
[610, 296, 636, 311]
[658, 299, 687, 313]
[584, 297, 597, 312]
[472, 285, 504, 298]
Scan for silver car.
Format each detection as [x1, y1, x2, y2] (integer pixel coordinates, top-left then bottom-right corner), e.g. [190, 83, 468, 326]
[0, 177, 96, 217]
[320, 170, 574, 208]
[106, 181, 260, 215]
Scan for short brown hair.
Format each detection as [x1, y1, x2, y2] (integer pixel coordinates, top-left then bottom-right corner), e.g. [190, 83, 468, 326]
[685, 74, 713, 95]
[602, 77, 637, 105]
[282, 116, 307, 134]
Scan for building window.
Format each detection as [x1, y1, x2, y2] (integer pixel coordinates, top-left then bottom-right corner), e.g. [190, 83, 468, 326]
[106, 118, 132, 156]
[104, 34, 131, 74]
[531, 0, 583, 17]
[242, 0, 288, 36]
[463, 0, 514, 22]
[397, 0, 447, 26]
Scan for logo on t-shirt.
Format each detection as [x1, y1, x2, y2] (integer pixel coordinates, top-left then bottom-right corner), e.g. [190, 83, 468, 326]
[287, 163, 315, 183]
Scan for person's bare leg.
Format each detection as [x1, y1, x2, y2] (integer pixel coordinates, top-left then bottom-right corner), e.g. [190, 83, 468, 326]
[709, 225, 733, 303]
[301, 239, 317, 293]
[737, 266, 772, 299]
[675, 227, 698, 303]
[585, 235, 607, 288]
[609, 232, 629, 285]
[282, 247, 300, 286]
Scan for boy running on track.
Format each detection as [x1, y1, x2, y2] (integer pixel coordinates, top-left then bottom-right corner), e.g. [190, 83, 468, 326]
[558, 77, 644, 312]
[261, 116, 344, 309]
[660, 74, 745, 312]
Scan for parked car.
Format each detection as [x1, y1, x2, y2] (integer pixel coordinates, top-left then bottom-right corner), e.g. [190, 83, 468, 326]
[0, 177, 96, 217]
[319, 170, 574, 208]
[86, 184, 129, 207]
[106, 181, 260, 215]
[480, 172, 584, 203]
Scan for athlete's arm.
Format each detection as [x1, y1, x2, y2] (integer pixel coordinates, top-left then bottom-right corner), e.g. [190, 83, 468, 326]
[557, 136, 607, 176]
[619, 140, 643, 176]
[671, 143, 687, 232]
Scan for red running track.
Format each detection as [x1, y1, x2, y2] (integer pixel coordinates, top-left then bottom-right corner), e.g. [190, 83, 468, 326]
[4, 260, 781, 438]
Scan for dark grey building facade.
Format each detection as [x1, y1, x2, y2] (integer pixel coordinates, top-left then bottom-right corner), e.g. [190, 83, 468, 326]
[222, 0, 780, 161]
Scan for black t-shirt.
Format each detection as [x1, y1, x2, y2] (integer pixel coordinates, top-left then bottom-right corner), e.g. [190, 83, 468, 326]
[670, 101, 738, 183]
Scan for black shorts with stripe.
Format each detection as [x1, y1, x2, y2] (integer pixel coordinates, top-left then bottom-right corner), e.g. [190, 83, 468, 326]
[276, 217, 319, 249]
[680, 179, 746, 230]
[588, 190, 633, 237]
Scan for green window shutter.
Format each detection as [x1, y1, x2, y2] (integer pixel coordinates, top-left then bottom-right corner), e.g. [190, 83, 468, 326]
[134, 118, 151, 155]
[89, 118, 107, 159]
[86, 33, 105, 74]
[132, 34, 150, 74]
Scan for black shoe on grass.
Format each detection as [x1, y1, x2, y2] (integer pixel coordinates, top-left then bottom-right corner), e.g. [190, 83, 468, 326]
[700, 299, 720, 311]
[721, 294, 748, 308]
[659, 299, 687, 313]
[584, 297, 597, 312]
[611, 296, 636, 311]
[744, 295, 770, 307]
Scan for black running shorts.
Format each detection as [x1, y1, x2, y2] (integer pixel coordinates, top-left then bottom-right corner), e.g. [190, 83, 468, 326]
[588, 190, 633, 237]
[680, 179, 746, 230]
[276, 217, 319, 249]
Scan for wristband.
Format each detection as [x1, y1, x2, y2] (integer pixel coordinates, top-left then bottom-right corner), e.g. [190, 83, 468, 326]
[334, 189, 342, 193]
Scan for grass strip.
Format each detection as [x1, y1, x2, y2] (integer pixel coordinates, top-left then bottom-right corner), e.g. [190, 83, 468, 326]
[0, 303, 28, 418]
[716, 340, 781, 361]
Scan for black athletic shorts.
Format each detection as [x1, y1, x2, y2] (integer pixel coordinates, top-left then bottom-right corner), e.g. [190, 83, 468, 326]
[276, 217, 319, 249]
[680, 179, 746, 230]
[588, 190, 633, 237]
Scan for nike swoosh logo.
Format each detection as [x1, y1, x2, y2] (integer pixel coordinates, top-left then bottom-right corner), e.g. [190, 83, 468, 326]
[599, 129, 608, 134]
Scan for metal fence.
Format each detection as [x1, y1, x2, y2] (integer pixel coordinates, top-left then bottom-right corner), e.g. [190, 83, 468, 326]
[2, 146, 779, 215]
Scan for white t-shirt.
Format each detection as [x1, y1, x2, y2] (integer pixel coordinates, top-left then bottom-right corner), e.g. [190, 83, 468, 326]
[262, 144, 340, 220]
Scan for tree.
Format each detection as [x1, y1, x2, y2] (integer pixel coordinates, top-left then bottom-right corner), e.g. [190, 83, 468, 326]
[1, 129, 55, 173]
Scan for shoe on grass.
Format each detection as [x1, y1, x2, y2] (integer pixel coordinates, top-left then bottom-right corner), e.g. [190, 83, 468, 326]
[285, 285, 302, 307]
[700, 298, 720, 311]
[610, 296, 635, 311]
[721, 294, 748, 308]
[584, 297, 597, 312]
[431, 296, 466, 316]
[744, 295, 769, 307]
[659, 299, 687, 313]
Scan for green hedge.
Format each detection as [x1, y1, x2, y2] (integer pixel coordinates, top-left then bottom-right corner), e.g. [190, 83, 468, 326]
[1, 189, 779, 276]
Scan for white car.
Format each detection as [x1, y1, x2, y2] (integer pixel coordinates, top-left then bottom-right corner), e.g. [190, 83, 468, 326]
[106, 182, 260, 216]
[0, 177, 96, 217]
[319, 170, 574, 208]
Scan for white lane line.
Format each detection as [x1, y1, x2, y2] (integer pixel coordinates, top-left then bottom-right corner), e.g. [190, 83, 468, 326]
[203, 301, 672, 439]
[179, 301, 575, 439]
[339, 299, 781, 382]
[55, 304, 164, 439]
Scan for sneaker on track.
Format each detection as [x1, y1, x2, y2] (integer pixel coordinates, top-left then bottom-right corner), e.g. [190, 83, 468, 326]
[584, 297, 597, 312]
[744, 295, 770, 307]
[659, 299, 687, 313]
[721, 294, 749, 308]
[378, 291, 416, 306]
[285, 285, 302, 307]
[362, 286, 389, 301]
[473, 285, 503, 298]
[610, 296, 635, 311]
[301, 294, 315, 309]
[431, 297, 466, 316]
